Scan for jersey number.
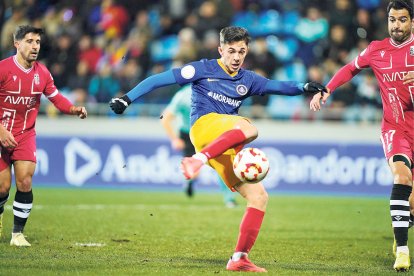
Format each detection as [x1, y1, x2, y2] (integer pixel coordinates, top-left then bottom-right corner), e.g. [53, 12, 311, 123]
[381, 129, 396, 153]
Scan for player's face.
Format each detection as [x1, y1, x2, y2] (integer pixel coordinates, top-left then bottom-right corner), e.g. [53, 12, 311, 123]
[14, 32, 41, 63]
[218, 41, 248, 74]
[388, 8, 413, 44]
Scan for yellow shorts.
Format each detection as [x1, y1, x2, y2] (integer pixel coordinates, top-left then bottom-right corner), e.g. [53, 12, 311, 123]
[190, 113, 249, 191]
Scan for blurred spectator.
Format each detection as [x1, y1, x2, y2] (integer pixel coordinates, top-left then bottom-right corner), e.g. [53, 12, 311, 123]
[97, 0, 129, 39]
[78, 35, 104, 74]
[88, 62, 121, 103]
[1, 5, 29, 58]
[174, 27, 198, 66]
[197, 30, 220, 60]
[67, 60, 91, 92]
[117, 59, 142, 93]
[47, 33, 77, 88]
[193, 1, 227, 39]
[295, 6, 329, 66]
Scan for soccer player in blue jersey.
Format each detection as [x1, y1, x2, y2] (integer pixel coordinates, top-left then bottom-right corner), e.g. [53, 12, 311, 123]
[110, 26, 326, 272]
[161, 85, 238, 207]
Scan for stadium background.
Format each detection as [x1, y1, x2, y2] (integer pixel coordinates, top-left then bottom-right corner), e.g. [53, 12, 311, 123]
[0, 0, 399, 195]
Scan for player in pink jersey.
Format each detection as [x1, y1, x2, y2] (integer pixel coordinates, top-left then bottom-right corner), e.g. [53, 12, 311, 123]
[310, 0, 413, 271]
[0, 26, 87, 247]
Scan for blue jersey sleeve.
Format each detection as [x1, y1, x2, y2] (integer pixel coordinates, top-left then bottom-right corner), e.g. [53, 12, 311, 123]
[126, 70, 177, 101]
[172, 61, 206, 85]
[263, 80, 305, 96]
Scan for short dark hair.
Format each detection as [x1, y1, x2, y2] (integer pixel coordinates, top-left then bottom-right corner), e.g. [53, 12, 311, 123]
[219, 26, 251, 46]
[387, 0, 413, 19]
[13, 25, 44, 41]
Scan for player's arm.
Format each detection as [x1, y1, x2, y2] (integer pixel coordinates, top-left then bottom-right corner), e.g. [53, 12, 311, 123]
[109, 70, 177, 114]
[47, 91, 87, 119]
[160, 109, 185, 150]
[263, 80, 327, 96]
[310, 62, 361, 111]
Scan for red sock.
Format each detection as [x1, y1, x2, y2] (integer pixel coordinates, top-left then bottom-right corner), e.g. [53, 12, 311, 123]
[235, 207, 265, 253]
[201, 129, 246, 159]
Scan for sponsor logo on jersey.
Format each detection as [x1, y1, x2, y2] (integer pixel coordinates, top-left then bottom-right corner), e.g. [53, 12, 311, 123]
[34, 74, 40, 85]
[207, 91, 242, 107]
[410, 46, 414, 56]
[13, 75, 17, 81]
[180, 65, 195, 79]
[380, 50, 385, 58]
[236, 84, 248, 96]
[4, 95, 36, 107]
[383, 71, 412, 82]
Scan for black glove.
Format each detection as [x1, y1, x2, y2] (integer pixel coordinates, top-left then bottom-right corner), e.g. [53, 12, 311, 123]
[303, 82, 327, 95]
[109, 95, 131, 114]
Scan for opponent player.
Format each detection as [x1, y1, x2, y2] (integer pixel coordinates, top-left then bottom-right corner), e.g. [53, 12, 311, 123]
[161, 84, 238, 207]
[0, 26, 87, 246]
[110, 26, 326, 272]
[310, 0, 413, 271]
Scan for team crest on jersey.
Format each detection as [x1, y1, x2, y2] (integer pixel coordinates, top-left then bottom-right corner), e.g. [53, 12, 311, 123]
[34, 74, 40, 85]
[236, 85, 248, 96]
[410, 46, 414, 56]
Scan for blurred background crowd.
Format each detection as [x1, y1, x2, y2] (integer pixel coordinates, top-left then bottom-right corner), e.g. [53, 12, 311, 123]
[0, 0, 389, 123]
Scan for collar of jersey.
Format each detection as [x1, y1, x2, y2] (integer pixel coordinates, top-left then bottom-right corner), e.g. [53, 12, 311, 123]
[217, 59, 238, 77]
[389, 33, 413, 48]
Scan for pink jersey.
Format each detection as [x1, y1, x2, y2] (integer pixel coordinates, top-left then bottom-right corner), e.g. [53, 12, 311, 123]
[0, 56, 60, 136]
[327, 34, 414, 135]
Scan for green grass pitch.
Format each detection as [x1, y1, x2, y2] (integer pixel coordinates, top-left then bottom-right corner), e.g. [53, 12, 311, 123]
[0, 187, 411, 275]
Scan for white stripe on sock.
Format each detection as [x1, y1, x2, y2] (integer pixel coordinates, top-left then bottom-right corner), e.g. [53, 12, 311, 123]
[13, 202, 32, 209]
[13, 210, 30, 218]
[390, 200, 410, 206]
[392, 221, 409, 228]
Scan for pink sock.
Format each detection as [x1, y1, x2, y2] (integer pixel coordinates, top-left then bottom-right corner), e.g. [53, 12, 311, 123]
[201, 129, 246, 159]
[235, 207, 265, 253]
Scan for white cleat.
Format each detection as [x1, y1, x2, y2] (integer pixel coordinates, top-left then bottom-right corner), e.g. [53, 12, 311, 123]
[10, 232, 31, 247]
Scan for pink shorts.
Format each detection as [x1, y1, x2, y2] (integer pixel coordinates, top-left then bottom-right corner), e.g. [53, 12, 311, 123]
[0, 130, 37, 172]
[380, 128, 413, 174]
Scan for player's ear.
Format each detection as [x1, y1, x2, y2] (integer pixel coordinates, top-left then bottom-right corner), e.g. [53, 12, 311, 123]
[218, 46, 223, 56]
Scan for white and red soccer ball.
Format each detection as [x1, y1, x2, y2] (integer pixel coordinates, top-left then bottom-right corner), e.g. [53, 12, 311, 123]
[233, 147, 270, 183]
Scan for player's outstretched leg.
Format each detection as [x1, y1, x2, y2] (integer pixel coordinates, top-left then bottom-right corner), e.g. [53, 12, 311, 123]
[226, 253, 267, 272]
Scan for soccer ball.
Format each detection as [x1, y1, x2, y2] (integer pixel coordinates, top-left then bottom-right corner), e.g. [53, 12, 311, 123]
[233, 147, 270, 183]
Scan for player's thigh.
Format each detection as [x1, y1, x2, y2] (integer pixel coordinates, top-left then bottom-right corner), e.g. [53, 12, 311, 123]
[209, 154, 242, 192]
[190, 113, 250, 151]
[13, 161, 36, 192]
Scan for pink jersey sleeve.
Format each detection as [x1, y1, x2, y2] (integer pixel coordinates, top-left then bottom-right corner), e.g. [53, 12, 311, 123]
[38, 63, 73, 114]
[326, 43, 375, 92]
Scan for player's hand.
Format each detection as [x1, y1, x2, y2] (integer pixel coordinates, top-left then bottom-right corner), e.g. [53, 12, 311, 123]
[303, 82, 327, 95]
[0, 126, 17, 148]
[403, 71, 414, 85]
[172, 138, 185, 151]
[109, 95, 131, 114]
[70, 106, 87, 119]
[310, 88, 331, 111]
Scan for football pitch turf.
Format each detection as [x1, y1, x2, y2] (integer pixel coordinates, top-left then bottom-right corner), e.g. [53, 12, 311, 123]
[0, 187, 411, 275]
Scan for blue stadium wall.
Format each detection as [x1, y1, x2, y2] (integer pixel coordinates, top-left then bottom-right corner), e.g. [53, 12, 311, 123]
[34, 117, 392, 196]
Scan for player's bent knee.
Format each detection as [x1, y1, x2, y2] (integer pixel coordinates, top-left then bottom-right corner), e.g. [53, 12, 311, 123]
[393, 174, 412, 185]
[16, 177, 33, 192]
